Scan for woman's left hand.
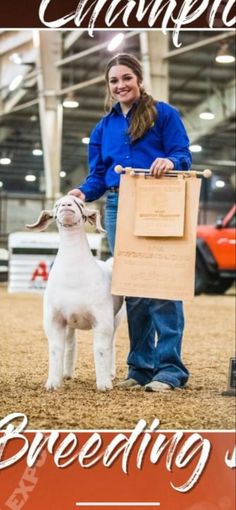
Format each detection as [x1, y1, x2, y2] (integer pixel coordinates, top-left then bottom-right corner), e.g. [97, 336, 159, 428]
[150, 158, 174, 177]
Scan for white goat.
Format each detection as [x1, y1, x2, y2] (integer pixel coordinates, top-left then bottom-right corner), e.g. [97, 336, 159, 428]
[26, 195, 123, 391]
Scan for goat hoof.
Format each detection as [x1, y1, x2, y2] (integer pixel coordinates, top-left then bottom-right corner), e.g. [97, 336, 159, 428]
[45, 379, 61, 391]
[97, 381, 113, 392]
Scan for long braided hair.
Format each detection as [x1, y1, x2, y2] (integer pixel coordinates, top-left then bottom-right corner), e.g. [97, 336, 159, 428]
[104, 53, 157, 142]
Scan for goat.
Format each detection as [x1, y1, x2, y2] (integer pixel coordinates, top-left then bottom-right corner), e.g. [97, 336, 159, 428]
[26, 195, 123, 392]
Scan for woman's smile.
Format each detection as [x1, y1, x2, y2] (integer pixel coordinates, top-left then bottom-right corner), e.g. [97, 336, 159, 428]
[116, 89, 132, 98]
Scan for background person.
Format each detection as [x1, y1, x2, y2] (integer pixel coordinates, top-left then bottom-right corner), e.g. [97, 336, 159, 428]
[69, 53, 192, 392]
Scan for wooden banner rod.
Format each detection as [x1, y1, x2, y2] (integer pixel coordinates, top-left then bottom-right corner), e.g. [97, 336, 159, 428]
[114, 165, 212, 178]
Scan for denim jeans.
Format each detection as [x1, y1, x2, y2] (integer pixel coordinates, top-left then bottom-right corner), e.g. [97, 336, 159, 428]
[104, 191, 189, 388]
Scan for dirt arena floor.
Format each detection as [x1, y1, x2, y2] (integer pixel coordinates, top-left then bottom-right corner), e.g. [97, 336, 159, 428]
[0, 284, 235, 430]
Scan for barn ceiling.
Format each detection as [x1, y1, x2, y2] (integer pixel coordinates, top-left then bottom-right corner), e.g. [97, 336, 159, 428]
[0, 29, 235, 198]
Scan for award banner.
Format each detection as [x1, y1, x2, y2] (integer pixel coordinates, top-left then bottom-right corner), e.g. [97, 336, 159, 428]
[0, 8, 235, 510]
[0, 417, 235, 510]
[0, 1, 235, 30]
[112, 174, 201, 301]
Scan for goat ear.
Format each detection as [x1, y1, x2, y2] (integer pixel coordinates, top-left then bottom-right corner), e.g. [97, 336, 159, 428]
[25, 210, 54, 232]
[84, 207, 106, 233]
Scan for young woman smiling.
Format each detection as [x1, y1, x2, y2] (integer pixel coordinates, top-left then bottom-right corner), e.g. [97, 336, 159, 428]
[69, 53, 192, 392]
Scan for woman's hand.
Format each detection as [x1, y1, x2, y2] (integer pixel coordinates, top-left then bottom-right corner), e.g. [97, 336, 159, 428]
[150, 158, 174, 178]
[68, 189, 86, 201]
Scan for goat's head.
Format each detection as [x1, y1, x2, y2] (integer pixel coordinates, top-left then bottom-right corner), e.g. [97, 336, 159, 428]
[25, 195, 106, 233]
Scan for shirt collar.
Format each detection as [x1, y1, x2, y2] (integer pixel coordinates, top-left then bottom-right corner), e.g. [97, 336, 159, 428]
[111, 101, 139, 116]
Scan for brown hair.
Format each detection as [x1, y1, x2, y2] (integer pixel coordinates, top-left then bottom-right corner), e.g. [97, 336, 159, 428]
[104, 53, 157, 142]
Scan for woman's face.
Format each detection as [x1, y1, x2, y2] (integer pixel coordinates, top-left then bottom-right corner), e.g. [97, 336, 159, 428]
[108, 64, 141, 110]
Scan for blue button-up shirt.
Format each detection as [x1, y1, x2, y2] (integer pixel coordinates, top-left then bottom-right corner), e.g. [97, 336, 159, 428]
[79, 101, 192, 202]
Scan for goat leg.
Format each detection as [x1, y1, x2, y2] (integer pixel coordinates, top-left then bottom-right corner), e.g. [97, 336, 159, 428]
[45, 322, 66, 390]
[93, 325, 114, 391]
[63, 327, 77, 379]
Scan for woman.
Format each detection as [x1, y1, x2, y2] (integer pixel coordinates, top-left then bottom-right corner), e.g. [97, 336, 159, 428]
[69, 53, 192, 392]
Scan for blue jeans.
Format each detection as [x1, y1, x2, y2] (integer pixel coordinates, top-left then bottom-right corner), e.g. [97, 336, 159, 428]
[104, 192, 189, 388]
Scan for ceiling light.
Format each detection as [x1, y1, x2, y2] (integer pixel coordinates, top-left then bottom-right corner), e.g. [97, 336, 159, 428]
[107, 33, 125, 52]
[199, 109, 215, 120]
[60, 171, 66, 178]
[25, 174, 36, 182]
[9, 52, 23, 65]
[9, 74, 23, 91]
[0, 181, 3, 188]
[63, 93, 79, 108]
[189, 144, 202, 153]
[32, 148, 43, 156]
[215, 43, 235, 64]
[30, 115, 38, 122]
[0, 157, 11, 165]
[82, 137, 90, 144]
[215, 179, 225, 188]
[32, 144, 43, 156]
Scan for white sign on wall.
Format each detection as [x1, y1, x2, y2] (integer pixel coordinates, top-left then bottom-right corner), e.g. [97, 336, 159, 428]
[8, 232, 104, 293]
